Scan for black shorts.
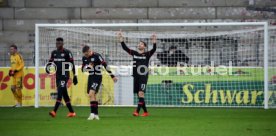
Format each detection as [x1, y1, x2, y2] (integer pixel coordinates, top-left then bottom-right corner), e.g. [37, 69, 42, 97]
[133, 75, 148, 94]
[87, 75, 102, 94]
[56, 76, 69, 88]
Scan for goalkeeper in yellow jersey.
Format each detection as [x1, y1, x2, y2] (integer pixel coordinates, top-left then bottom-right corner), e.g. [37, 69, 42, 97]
[9, 44, 24, 107]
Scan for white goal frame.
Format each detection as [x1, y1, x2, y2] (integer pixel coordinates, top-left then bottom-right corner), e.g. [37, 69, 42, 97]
[35, 22, 269, 109]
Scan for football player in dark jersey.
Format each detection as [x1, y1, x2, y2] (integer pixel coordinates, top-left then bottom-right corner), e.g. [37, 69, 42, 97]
[46, 37, 78, 118]
[118, 31, 156, 117]
[82, 45, 117, 120]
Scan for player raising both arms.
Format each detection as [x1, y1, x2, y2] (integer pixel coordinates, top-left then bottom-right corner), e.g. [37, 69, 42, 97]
[82, 45, 117, 120]
[117, 31, 157, 117]
[46, 37, 78, 118]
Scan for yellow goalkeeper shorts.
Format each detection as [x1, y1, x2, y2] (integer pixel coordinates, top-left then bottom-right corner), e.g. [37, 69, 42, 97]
[12, 77, 23, 89]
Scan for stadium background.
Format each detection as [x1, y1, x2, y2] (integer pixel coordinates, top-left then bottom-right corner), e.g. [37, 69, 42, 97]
[1, 0, 276, 67]
[0, 0, 276, 107]
[0, 1, 276, 136]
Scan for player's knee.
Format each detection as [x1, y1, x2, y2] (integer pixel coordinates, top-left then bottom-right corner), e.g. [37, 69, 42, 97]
[89, 91, 96, 96]
[90, 95, 96, 101]
[57, 89, 63, 95]
[63, 94, 69, 100]
[57, 92, 63, 97]
[138, 91, 144, 97]
[11, 86, 16, 92]
[56, 98, 62, 102]
[89, 90, 96, 98]
[57, 94, 62, 100]
[64, 97, 70, 102]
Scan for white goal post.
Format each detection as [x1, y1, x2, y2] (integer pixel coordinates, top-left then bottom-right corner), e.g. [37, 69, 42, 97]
[35, 22, 271, 109]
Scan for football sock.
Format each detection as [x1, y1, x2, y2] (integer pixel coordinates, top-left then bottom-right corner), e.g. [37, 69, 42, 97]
[90, 101, 97, 114]
[16, 89, 22, 105]
[11, 90, 19, 104]
[95, 101, 99, 115]
[66, 101, 74, 113]
[53, 99, 62, 112]
[141, 98, 147, 113]
[136, 97, 144, 113]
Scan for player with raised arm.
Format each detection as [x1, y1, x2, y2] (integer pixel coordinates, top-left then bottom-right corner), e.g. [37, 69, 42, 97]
[118, 31, 156, 117]
[46, 37, 78, 118]
[82, 45, 118, 120]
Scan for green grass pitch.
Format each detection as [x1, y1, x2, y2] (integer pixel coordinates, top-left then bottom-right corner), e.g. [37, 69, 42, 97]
[0, 107, 276, 136]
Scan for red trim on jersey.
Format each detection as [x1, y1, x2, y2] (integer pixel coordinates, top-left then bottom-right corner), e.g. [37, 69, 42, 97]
[90, 104, 97, 107]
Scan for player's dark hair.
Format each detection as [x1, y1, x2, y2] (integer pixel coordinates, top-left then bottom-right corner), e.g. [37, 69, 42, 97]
[140, 41, 147, 47]
[82, 45, 90, 53]
[56, 37, 64, 42]
[10, 44, 17, 50]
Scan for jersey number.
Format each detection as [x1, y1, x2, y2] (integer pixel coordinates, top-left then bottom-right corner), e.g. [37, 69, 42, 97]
[141, 84, 146, 90]
[91, 83, 99, 89]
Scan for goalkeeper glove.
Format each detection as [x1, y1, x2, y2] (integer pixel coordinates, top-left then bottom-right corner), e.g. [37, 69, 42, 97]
[9, 70, 15, 76]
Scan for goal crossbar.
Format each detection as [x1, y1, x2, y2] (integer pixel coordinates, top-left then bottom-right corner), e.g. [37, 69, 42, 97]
[35, 22, 270, 109]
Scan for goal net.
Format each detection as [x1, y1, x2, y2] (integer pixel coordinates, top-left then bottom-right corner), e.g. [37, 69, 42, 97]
[35, 22, 271, 108]
[269, 26, 276, 108]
